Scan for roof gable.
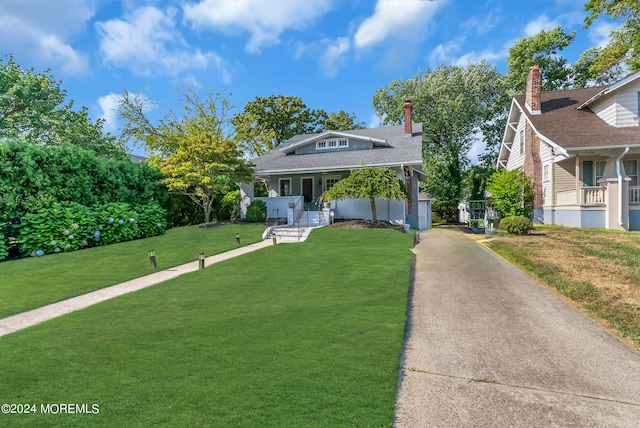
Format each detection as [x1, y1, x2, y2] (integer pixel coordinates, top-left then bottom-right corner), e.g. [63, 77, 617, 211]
[278, 130, 388, 154]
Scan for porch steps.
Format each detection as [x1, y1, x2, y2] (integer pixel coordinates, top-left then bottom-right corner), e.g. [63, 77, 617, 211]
[264, 226, 315, 243]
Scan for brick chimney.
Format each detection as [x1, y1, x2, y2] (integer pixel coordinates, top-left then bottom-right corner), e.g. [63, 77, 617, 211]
[404, 100, 413, 137]
[525, 65, 542, 115]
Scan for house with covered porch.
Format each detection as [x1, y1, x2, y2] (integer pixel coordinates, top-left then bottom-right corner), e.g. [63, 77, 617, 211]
[240, 101, 431, 231]
[497, 66, 640, 230]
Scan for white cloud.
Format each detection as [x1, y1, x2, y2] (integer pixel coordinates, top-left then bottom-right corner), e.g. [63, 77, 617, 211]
[588, 21, 621, 48]
[0, 0, 94, 75]
[524, 15, 560, 37]
[319, 38, 350, 78]
[183, 0, 333, 54]
[353, 0, 444, 49]
[453, 46, 506, 67]
[368, 113, 381, 129]
[96, 6, 225, 78]
[429, 38, 465, 65]
[97, 93, 121, 133]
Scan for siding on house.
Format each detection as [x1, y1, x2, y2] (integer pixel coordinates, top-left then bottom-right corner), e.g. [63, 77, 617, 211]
[554, 160, 576, 205]
[591, 79, 640, 127]
[505, 114, 527, 170]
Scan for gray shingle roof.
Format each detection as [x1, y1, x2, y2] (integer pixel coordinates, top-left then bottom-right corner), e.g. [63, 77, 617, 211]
[515, 87, 640, 150]
[252, 124, 423, 174]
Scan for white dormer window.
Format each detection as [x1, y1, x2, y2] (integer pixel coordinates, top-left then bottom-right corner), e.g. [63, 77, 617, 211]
[317, 138, 348, 150]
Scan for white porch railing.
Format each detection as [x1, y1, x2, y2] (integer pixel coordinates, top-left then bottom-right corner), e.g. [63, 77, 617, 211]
[582, 186, 605, 205]
[630, 186, 640, 204]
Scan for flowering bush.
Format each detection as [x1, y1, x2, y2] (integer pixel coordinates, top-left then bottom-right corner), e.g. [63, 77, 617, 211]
[17, 201, 167, 257]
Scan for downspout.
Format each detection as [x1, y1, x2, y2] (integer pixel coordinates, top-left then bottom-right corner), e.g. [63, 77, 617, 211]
[615, 147, 630, 226]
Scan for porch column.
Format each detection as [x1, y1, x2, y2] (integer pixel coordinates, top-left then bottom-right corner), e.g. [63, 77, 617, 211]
[603, 177, 630, 231]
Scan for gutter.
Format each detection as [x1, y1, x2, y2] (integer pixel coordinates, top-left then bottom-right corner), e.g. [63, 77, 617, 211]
[615, 147, 630, 226]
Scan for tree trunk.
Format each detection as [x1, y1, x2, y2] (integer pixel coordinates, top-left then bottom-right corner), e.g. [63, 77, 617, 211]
[370, 197, 377, 222]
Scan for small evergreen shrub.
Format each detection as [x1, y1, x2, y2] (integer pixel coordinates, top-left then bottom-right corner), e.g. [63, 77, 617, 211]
[500, 216, 533, 235]
[245, 200, 267, 222]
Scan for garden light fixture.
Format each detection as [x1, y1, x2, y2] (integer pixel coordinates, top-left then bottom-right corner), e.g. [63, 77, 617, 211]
[235, 233, 240, 245]
[148, 249, 157, 268]
[199, 252, 205, 270]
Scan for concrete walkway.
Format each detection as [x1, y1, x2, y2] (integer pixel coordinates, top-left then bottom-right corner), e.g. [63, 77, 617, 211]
[0, 239, 273, 337]
[395, 227, 640, 427]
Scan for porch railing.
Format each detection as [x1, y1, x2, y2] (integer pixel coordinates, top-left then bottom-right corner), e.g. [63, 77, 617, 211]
[630, 186, 640, 204]
[582, 186, 605, 205]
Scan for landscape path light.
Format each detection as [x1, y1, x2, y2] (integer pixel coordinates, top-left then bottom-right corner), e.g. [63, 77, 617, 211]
[199, 252, 205, 270]
[235, 233, 240, 245]
[148, 249, 157, 268]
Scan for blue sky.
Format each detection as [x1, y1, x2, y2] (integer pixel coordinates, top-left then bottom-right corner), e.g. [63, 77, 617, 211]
[0, 0, 619, 158]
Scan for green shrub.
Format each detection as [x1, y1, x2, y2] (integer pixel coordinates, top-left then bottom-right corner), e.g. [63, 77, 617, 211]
[0, 224, 8, 261]
[17, 201, 167, 256]
[500, 216, 533, 235]
[221, 190, 241, 221]
[487, 169, 534, 218]
[245, 200, 267, 223]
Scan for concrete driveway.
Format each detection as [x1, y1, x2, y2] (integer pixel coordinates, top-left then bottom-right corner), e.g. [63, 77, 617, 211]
[395, 227, 640, 427]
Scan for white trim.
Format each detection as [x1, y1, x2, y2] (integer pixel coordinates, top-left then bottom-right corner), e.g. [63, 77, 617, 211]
[322, 175, 342, 193]
[255, 160, 424, 175]
[279, 131, 387, 153]
[300, 176, 314, 203]
[278, 178, 291, 196]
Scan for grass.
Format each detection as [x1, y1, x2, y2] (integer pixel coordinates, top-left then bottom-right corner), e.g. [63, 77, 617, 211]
[486, 225, 640, 350]
[0, 228, 414, 426]
[0, 224, 266, 319]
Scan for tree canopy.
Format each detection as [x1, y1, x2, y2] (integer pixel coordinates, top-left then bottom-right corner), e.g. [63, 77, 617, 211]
[118, 87, 252, 223]
[231, 95, 365, 157]
[373, 61, 507, 219]
[584, 0, 640, 74]
[505, 27, 577, 93]
[0, 56, 124, 157]
[319, 167, 408, 222]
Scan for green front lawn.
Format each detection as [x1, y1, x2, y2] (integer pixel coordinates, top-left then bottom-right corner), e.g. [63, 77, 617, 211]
[0, 224, 266, 318]
[0, 228, 414, 426]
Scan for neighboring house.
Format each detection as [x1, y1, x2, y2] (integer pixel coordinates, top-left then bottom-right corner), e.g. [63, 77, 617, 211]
[497, 66, 640, 231]
[240, 101, 432, 230]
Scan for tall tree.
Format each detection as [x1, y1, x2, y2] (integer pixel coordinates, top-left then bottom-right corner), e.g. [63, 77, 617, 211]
[231, 95, 325, 157]
[323, 110, 366, 132]
[319, 167, 408, 222]
[118, 87, 252, 223]
[0, 56, 124, 157]
[584, 0, 640, 74]
[373, 61, 507, 219]
[232, 95, 365, 157]
[505, 27, 576, 93]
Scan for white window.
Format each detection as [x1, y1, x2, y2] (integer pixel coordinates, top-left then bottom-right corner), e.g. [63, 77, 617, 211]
[328, 140, 337, 148]
[323, 175, 341, 192]
[317, 141, 326, 149]
[543, 164, 549, 182]
[338, 139, 348, 147]
[519, 129, 524, 155]
[279, 179, 291, 196]
[595, 161, 606, 185]
[624, 159, 638, 186]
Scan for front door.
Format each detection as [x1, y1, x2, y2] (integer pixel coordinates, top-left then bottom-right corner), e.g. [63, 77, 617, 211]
[302, 177, 313, 203]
